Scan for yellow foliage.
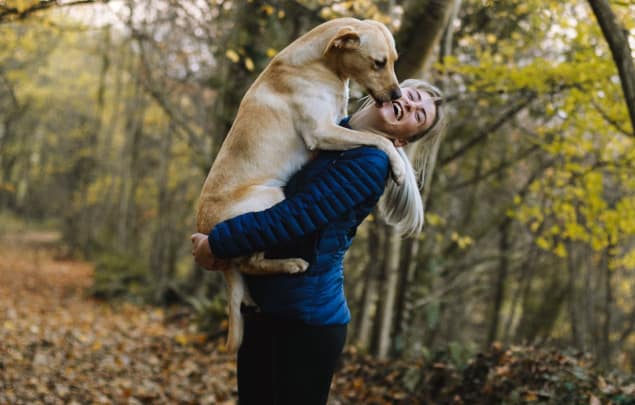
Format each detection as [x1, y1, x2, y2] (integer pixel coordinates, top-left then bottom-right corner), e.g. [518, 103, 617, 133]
[0, 183, 16, 193]
[457, 236, 474, 249]
[450, 232, 474, 250]
[425, 213, 445, 227]
[225, 49, 240, 63]
[553, 243, 567, 258]
[616, 249, 635, 270]
[261, 4, 275, 16]
[244, 57, 255, 71]
[85, 176, 117, 206]
[536, 237, 550, 251]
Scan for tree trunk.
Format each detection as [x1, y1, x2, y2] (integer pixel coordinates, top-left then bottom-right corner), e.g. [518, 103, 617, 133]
[117, 60, 145, 252]
[586, 250, 598, 354]
[392, 237, 419, 356]
[375, 228, 402, 359]
[208, 0, 318, 154]
[354, 218, 383, 349]
[78, 30, 110, 252]
[588, 0, 635, 135]
[439, 0, 462, 64]
[566, 239, 583, 350]
[601, 243, 615, 368]
[486, 139, 510, 346]
[0, 71, 26, 211]
[367, 0, 456, 359]
[515, 265, 568, 343]
[487, 217, 510, 347]
[503, 243, 538, 344]
[371, 224, 390, 354]
[150, 122, 174, 303]
[394, 0, 456, 79]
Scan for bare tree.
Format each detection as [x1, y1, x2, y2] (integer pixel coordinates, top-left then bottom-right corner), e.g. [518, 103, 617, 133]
[370, 0, 456, 359]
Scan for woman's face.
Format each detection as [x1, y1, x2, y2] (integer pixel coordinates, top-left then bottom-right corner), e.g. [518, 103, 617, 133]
[357, 86, 438, 146]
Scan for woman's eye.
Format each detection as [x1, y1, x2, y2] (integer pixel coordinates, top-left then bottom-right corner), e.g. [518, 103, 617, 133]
[408, 93, 414, 101]
[415, 112, 422, 122]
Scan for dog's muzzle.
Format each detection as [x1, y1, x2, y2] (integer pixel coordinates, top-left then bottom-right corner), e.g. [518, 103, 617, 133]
[390, 87, 402, 100]
[370, 87, 402, 107]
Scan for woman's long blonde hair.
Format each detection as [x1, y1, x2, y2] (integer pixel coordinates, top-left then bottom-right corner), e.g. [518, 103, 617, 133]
[356, 79, 447, 236]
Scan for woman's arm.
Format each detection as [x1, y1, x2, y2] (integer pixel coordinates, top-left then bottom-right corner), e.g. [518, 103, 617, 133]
[208, 148, 389, 259]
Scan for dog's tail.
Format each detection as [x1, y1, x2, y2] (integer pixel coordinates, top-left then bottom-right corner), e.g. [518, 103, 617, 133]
[223, 268, 245, 354]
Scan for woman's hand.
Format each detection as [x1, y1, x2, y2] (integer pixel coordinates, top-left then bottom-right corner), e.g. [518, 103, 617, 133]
[191, 233, 229, 271]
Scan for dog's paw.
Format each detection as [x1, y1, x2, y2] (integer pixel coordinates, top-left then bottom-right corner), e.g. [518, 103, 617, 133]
[282, 258, 310, 274]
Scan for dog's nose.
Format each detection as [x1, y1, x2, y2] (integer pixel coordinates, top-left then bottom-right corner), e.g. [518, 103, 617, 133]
[390, 88, 402, 100]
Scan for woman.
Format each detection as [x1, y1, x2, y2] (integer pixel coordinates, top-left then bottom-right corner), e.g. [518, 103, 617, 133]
[192, 79, 447, 405]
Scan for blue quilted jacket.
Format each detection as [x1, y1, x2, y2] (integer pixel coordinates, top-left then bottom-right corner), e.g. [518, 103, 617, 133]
[208, 146, 389, 325]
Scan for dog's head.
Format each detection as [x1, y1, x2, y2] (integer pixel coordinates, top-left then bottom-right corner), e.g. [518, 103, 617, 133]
[324, 20, 401, 105]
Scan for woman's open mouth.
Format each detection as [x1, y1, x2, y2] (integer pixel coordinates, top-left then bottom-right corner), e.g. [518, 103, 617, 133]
[393, 101, 403, 120]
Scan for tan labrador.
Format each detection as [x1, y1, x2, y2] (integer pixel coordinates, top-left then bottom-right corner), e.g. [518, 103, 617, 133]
[197, 17, 404, 353]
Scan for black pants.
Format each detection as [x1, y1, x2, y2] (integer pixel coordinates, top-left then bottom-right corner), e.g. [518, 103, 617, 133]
[237, 311, 347, 405]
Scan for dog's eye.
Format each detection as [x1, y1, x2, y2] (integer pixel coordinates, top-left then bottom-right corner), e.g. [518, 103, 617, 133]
[373, 58, 387, 70]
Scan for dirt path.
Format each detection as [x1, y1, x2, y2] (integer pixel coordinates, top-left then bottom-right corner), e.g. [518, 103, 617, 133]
[0, 232, 236, 404]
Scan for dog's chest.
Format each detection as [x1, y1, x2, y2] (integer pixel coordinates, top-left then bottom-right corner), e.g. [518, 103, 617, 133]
[284, 146, 312, 182]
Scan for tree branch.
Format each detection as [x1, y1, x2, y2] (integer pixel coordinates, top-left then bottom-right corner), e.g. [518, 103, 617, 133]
[440, 93, 537, 167]
[0, 69, 19, 110]
[588, 0, 635, 136]
[0, 0, 108, 23]
[589, 97, 632, 137]
[444, 144, 541, 191]
[133, 37, 207, 169]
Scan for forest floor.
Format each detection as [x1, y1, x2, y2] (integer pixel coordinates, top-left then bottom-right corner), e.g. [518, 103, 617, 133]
[1, 231, 635, 405]
[0, 231, 237, 404]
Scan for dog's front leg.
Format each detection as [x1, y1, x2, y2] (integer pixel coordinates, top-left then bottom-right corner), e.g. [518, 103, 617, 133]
[302, 123, 405, 184]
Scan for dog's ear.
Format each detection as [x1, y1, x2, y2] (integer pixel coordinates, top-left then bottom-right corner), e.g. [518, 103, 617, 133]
[325, 27, 360, 54]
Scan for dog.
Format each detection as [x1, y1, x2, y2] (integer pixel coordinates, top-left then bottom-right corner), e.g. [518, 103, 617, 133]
[197, 17, 404, 353]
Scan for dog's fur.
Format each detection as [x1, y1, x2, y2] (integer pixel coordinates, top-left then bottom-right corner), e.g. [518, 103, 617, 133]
[196, 18, 404, 353]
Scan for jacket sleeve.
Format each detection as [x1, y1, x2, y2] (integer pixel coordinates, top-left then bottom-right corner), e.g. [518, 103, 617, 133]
[208, 149, 389, 259]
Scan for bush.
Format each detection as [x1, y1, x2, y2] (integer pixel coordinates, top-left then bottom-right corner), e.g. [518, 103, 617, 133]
[330, 344, 635, 405]
[89, 252, 149, 302]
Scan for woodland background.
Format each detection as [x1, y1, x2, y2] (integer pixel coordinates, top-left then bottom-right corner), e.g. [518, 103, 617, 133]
[1, 0, 635, 397]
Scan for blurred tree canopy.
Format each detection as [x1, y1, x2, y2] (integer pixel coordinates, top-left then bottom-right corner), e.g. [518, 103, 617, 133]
[1, 0, 634, 371]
